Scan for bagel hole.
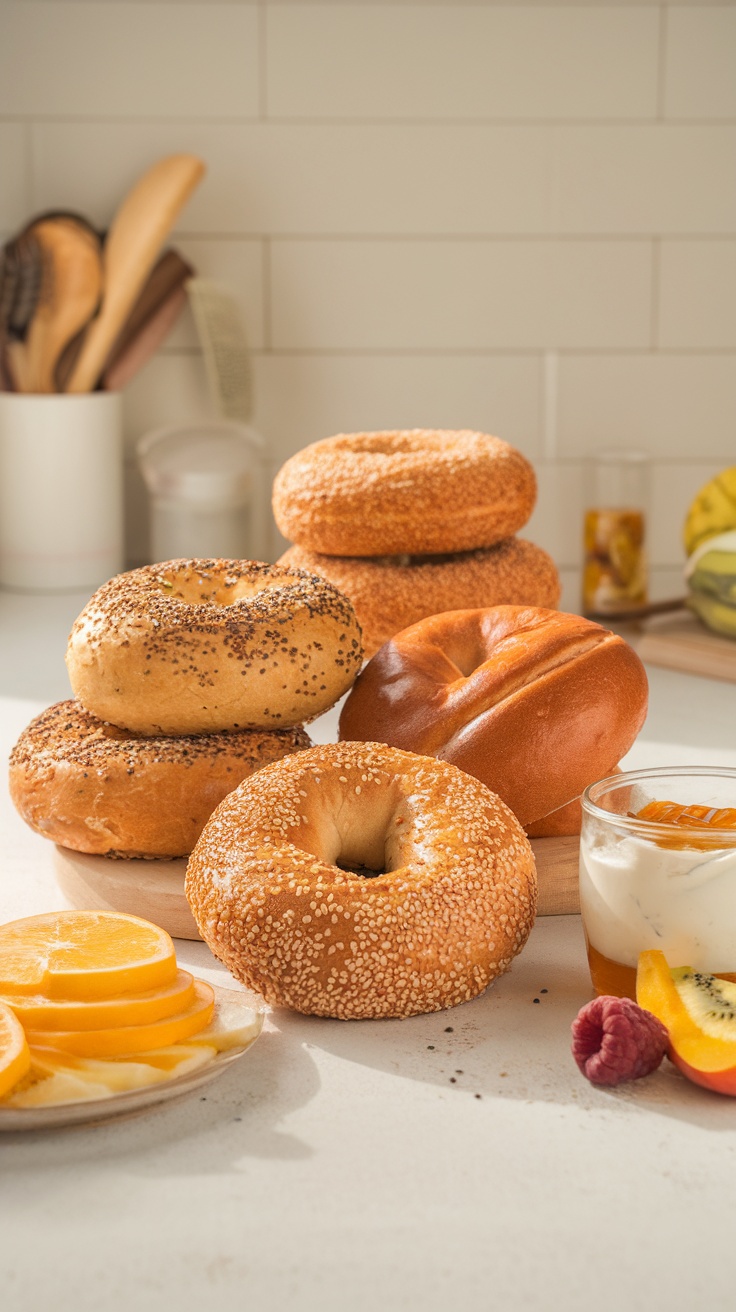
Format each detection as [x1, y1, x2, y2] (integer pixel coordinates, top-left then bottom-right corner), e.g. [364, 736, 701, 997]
[335, 858, 385, 879]
[445, 635, 488, 678]
[312, 780, 407, 880]
[155, 567, 287, 608]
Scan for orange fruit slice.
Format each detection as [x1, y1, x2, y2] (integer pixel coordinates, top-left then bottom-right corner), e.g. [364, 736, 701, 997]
[0, 1001, 31, 1098]
[635, 800, 736, 851]
[26, 979, 216, 1058]
[2, 969, 195, 1032]
[0, 911, 177, 999]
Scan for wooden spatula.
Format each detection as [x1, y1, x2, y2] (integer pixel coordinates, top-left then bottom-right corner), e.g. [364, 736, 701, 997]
[22, 216, 103, 392]
[98, 248, 193, 380]
[102, 281, 188, 391]
[66, 154, 205, 393]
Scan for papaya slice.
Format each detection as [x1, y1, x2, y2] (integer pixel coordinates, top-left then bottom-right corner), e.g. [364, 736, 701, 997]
[636, 950, 736, 1094]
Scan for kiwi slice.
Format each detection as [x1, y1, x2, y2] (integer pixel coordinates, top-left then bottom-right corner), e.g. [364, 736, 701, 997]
[673, 968, 736, 1040]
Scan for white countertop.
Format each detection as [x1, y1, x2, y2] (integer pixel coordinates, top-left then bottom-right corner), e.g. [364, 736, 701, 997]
[2, 590, 736, 1312]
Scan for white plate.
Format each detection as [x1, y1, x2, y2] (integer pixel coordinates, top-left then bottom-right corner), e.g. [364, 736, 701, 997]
[0, 988, 264, 1133]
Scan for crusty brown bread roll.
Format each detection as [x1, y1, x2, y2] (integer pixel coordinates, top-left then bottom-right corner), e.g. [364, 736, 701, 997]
[9, 700, 312, 859]
[278, 539, 560, 658]
[273, 429, 537, 557]
[338, 606, 648, 833]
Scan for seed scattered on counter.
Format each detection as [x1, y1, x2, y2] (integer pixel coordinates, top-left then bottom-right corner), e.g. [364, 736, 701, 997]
[444, 1027, 454, 1033]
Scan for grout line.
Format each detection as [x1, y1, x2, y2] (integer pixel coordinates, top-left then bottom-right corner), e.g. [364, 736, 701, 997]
[656, 5, 668, 122]
[175, 232, 736, 245]
[159, 345, 736, 360]
[542, 351, 558, 461]
[1, 113, 735, 127]
[262, 237, 272, 351]
[651, 238, 661, 350]
[258, 0, 268, 121]
[23, 119, 35, 214]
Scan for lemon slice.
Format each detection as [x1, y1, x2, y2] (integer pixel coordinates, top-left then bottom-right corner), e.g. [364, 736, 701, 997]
[0, 911, 177, 999]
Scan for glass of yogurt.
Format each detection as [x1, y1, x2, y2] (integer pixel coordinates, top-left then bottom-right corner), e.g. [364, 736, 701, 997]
[580, 766, 736, 999]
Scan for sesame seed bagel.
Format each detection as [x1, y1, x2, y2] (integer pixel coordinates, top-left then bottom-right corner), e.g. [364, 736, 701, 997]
[273, 430, 537, 557]
[65, 559, 363, 736]
[185, 741, 537, 1020]
[279, 538, 560, 658]
[9, 700, 312, 859]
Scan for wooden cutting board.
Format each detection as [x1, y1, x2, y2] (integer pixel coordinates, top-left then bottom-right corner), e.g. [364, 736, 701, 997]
[637, 611, 736, 682]
[53, 836, 580, 940]
[53, 847, 201, 941]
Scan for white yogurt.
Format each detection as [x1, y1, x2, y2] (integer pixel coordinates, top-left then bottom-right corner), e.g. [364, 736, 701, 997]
[579, 826, 736, 972]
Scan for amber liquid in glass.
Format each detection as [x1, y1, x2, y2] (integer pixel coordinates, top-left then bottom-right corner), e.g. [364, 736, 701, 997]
[583, 507, 646, 613]
[585, 938, 736, 1001]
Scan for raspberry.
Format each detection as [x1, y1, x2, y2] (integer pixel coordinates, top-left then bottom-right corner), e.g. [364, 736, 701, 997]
[571, 995, 669, 1086]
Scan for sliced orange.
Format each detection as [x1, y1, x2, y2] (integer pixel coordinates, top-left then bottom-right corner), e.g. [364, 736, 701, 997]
[2, 969, 195, 1032]
[0, 911, 177, 999]
[0, 1001, 31, 1098]
[635, 800, 736, 851]
[26, 979, 216, 1058]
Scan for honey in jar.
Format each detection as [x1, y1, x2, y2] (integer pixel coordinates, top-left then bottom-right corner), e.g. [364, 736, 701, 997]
[582, 449, 650, 615]
[583, 507, 647, 614]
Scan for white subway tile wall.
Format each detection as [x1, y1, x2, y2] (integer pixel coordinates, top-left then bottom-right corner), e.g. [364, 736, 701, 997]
[1, 0, 734, 605]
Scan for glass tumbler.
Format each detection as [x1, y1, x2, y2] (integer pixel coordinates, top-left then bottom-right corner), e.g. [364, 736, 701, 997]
[580, 766, 736, 1000]
[582, 448, 649, 615]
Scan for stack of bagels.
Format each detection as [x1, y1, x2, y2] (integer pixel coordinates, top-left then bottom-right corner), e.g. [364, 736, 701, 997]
[9, 558, 363, 861]
[274, 429, 561, 656]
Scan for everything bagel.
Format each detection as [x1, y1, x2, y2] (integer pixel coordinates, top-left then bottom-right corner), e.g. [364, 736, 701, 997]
[66, 559, 363, 736]
[9, 700, 312, 859]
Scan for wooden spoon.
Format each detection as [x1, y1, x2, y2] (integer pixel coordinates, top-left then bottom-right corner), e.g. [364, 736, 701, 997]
[99, 248, 193, 382]
[22, 216, 103, 392]
[102, 281, 188, 391]
[55, 247, 193, 391]
[66, 154, 205, 393]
